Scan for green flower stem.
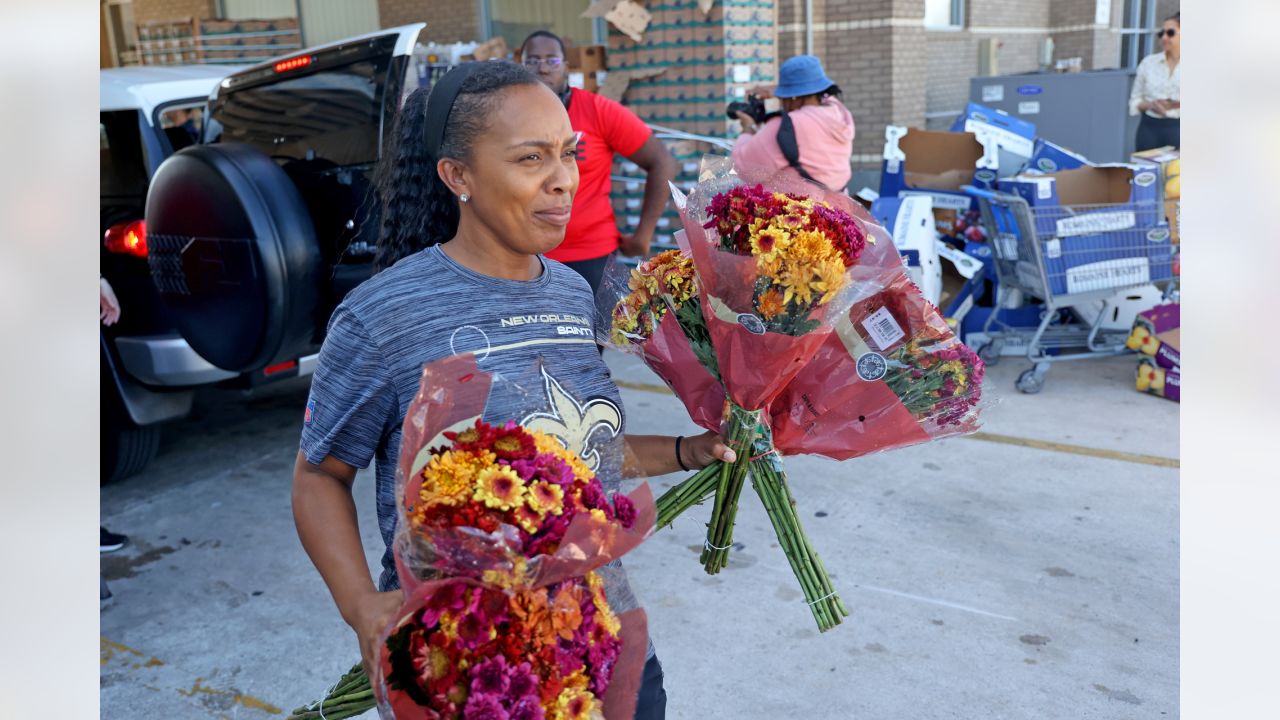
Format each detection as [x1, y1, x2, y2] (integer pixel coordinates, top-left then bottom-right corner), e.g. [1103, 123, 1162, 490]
[288, 666, 374, 720]
[289, 697, 374, 720]
[750, 455, 849, 631]
[699, 404, 760, 574]
[655, 461, 722, 529]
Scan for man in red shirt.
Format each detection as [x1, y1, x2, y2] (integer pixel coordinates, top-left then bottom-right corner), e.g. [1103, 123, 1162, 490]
[521, 31, 677, 295]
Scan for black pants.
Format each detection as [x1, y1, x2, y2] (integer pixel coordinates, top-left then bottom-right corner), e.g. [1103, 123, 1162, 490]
[562, 253, 613, 297]
[1135, 115, 1180, 152]
[563, 253, 613, 354]
[634, 655, 668, 720]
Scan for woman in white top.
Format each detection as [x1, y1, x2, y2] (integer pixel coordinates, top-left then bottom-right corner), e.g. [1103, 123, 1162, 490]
[1129, 12, 1180, 151]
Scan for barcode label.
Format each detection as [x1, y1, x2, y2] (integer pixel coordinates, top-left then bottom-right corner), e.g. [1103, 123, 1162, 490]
[902, 190, 970, 211]
[862, 306, 905, 350]
[1065, 257, 1150, 294]
[1056, 210, 1135, 237]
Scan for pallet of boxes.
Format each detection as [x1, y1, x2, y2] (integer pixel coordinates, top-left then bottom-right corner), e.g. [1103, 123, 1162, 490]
[1128, 303, 1180, 401]
[1125, 146, 1179, 402]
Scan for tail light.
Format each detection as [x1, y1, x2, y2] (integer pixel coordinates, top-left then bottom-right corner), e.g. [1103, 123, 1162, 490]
[263, 359, 298, 376]
[274, 55, 312, 73]
[104, 220, 147, 257]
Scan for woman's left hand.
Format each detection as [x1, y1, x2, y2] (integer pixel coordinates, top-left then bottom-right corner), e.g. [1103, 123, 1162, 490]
[681, 431, 738, 469]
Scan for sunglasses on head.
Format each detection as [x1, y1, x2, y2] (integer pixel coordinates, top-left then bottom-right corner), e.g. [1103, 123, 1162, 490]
[1157, 28, 1177, 38]
[522, 56, 563, 68]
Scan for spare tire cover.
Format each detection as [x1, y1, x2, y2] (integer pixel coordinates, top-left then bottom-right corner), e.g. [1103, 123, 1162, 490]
[145, 143, 321, 373]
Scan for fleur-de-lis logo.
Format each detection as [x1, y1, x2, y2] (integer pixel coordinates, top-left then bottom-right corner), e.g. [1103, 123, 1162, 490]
[521, 368, 622, 471]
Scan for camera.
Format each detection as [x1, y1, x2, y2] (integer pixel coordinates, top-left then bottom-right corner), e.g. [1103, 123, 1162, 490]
[725, 94, 771, 124]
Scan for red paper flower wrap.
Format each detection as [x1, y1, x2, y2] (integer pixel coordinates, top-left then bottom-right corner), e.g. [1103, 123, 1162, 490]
[374, 353, 656, 720]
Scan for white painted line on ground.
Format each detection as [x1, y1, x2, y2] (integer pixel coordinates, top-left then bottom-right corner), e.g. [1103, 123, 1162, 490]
[855, 584, 1020, 621]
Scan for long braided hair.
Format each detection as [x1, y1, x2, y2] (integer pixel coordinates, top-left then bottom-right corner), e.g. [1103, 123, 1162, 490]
[373, 62, 542, 271]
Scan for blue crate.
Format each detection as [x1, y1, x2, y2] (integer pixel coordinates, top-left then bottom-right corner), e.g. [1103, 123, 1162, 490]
[1038, 225, 1175, 296]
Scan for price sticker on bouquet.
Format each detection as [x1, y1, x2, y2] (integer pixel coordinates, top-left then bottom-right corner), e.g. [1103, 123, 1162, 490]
[856, 352, 888, 381]
[861, 306, 906, 351]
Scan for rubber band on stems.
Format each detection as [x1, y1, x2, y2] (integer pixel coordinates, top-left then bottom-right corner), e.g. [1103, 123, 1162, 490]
[318, 679, 338, 720]
[750, 447, 780, 462]
[806, 590, 839, 606]
[704, 540, 734, 551]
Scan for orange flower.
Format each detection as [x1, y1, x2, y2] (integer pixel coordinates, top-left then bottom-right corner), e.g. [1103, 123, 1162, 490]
[512, 588, 556, 646]
[756, 288, 787, 320]
[551, 585, 585, 641]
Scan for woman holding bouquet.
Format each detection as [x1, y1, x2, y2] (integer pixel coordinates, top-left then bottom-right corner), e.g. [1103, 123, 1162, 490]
[291, 61, 732, 719]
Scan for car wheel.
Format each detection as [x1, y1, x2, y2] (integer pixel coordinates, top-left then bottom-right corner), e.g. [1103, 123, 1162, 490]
[102, 422, 161, 485]
[145, 143, 322, 374]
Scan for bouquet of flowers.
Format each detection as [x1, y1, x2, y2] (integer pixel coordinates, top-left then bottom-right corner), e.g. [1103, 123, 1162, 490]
[291, 355, 654, 720]
[599, 162, 985, 631]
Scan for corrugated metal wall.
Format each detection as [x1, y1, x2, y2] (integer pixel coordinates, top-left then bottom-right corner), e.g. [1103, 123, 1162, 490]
[222, 0, 295, 20]
[298, 0, 380, 47]
[222, 0, 380, 47]
[488, 0, 594, 49]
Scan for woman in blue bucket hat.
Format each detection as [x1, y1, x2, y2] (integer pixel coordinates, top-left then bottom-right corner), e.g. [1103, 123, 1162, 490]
[731, 55, 855, 192]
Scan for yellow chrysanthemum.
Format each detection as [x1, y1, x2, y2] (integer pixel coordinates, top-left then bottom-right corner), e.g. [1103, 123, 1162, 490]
[587, 575, 621, 635]
[419, 449, 493, 508]
[789, 228, 839, 264]
[438, 613, 459, 639]
[814, 258, 848, 304]
[513, 504, 544, 534]
[553, 686, 598, 720]
[473, 465, 526, 511]
[527, 480, 566, 516]
[776, 263, 819, 306]
[564, 671, 590, 691]
[533, 431, 565, 456]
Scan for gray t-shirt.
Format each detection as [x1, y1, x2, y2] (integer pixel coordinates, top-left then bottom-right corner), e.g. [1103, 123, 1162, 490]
[300, 244, 638, 615]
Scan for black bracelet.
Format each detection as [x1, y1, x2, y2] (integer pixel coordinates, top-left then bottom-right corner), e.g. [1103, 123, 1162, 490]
[674, 435, 691, 472]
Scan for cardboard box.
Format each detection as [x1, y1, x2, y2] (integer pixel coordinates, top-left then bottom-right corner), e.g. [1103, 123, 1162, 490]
[949, 103, 1037, 178]
[1130, 147, 1179, 242]
[567, 45, 608, 72]
[870, 195, 942, 306]
[1026, 138, 1092, 173]
[1136, 358, 1180, 401]
[1001, 165, 1164, 238]
[880, 127, 998, 213]
[1126, 303, 1180, 370]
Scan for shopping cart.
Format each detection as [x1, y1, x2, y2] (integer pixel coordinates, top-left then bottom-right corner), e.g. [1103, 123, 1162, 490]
[963, 186, 1177, 393]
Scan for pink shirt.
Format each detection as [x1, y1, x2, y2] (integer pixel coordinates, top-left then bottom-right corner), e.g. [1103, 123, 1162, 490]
[731, 97, 855, 192]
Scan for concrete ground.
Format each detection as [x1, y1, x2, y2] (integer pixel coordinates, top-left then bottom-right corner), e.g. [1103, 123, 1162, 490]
[101, 350, 1178, 719]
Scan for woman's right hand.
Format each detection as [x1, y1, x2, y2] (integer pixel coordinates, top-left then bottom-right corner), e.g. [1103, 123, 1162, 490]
[349, 590, 405, 680]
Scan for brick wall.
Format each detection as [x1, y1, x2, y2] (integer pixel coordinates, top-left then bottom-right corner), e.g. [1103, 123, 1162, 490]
[921, 0, 1051, 129]
[378, 0, 481, 41]
[133, 0, 215, 24]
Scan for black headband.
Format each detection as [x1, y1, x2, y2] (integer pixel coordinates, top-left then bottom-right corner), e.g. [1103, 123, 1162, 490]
[423, 62, 484, 161]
